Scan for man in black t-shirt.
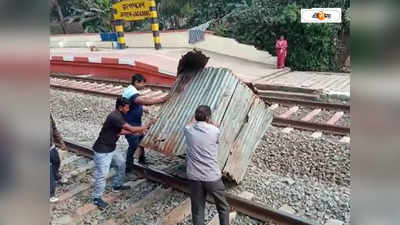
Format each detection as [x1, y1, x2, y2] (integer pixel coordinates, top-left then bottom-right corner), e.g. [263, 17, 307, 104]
[92, 97, 149, 209]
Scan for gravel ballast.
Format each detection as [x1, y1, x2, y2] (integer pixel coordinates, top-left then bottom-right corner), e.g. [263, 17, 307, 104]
[50, 89, 350, 225]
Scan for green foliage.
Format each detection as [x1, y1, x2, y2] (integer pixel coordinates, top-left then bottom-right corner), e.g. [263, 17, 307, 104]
[185, 0, 250, 28]
[63, 0, 113, 33]
[211, 1, 348, 71]
[158, 0, 192, 29]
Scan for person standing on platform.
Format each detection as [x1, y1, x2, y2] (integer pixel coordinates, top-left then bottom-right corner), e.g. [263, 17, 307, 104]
[92, 97, 149, 209]
[183, 105, 230, 225]
[275, 34, 288, 69]
[122, 73, 169, 173]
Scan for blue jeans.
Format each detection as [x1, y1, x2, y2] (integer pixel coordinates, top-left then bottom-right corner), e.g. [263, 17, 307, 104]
[93, 150, 126, 199]
[50, 164, 55, 197]
[125, 135, 144, 171]
[50, 146, 60, 198]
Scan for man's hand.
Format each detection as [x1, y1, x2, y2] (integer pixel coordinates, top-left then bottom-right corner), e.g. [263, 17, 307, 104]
[186, 117, 196, 126]
[161, 94, 171, 103]
[208, 120, 220, 127]
[146, 118, 157, 128]
[141, 127, 149, 135]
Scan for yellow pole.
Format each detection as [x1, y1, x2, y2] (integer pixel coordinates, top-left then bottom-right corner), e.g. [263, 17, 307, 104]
[115, 20, 126, 49]
[112, 0, 126, 49]
[148, 0, 161, 49]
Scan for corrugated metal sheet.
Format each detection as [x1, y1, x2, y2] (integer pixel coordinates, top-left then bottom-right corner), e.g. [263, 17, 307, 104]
[222, 97, 273, 182]
[141, 67, 273, 183]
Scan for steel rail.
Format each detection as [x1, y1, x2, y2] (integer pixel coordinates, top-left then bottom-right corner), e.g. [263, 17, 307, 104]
[63, 140, 317, 225]
[50, 73, 171, 90]
[50, 83, 120, 98]
[272, 117, 350, 135]
[50, 74, 349, 111]
[51, 76, 350, 135]
[263, 96, 350, 111]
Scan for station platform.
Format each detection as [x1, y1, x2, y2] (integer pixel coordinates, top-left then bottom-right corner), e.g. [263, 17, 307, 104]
[50, 31, 350, 101]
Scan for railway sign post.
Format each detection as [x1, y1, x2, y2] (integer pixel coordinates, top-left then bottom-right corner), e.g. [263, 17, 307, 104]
[112, 0, 161, 49]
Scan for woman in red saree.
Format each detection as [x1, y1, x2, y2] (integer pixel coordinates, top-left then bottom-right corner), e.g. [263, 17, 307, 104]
[275, 35, 288, 69]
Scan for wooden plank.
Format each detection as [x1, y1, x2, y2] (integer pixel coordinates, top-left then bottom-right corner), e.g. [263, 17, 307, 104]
[75, 180, 146, 225]
[340, 136, 350, 143]
[108, 85, 123, 92]
[75, 192, 121, 217]
[278, 106, 299, 119]
[110, 88, 124, 94]
[326, 111, 344, 125]
[311, 132, 322, 139]
[57, 170, 114, 203]
[110, 186, 172, 225]
[81, 82, 99, 89]
[301, 108, 321, 121]
[208, 212, 237, 225]
[269, 103, 279, 110]
[58, 184, 91, 203]
[160, 198, 192, 225]
[281, 127, 293, 133]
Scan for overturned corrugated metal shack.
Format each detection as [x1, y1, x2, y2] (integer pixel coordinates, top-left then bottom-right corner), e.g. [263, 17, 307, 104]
[141, 50, 273, 183]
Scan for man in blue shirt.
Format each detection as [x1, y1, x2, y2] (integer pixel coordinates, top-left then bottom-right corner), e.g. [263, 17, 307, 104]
[122, 73, 169, 173]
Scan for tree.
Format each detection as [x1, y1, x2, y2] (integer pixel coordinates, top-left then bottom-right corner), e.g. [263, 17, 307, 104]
[157, 0, 194, 29]
[50, 0, 64, 21]
[63, 0, 113, 32]
[211, 0, 350, 71]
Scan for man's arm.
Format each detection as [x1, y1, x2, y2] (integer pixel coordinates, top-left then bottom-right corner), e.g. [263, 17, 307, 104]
[135, 94, 169, 106]
[118, 128, 141, 135]
[122, 123, 148, 134]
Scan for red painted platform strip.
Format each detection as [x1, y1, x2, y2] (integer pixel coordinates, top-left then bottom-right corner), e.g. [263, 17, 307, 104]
[50, 56, 176, 86]
[74, 57, 89, 63]
[101, 57, 119, 64]
[52, 56, 63, 61]
[326, 111, 344, 125]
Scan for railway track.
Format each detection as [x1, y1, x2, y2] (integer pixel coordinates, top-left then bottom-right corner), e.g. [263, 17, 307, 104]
[51, 140, 317, 225]
[49, 74, 350, 136]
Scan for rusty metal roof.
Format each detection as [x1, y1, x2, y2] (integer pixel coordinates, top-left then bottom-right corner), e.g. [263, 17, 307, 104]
[141, 67, 273, 183]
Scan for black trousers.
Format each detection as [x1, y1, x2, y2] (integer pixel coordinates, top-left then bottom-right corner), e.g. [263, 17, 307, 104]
[50, 147, 60, 197]
[189, 179, 230, 225]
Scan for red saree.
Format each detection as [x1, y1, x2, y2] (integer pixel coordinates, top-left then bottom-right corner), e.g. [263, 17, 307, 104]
[275, 39, 288, 69]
